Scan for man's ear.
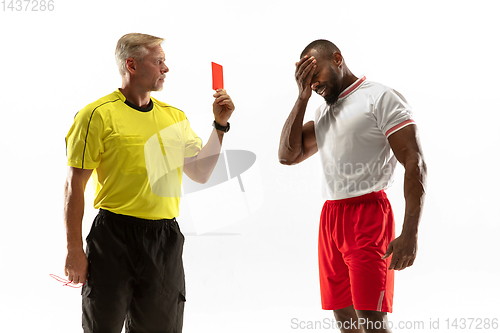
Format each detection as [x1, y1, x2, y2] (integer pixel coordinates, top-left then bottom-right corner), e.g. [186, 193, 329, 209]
[125, 57, 137, 74]
[332, 51, 343, 68]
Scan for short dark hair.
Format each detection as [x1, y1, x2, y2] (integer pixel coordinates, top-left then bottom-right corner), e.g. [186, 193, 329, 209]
[300, 39, 341, 60]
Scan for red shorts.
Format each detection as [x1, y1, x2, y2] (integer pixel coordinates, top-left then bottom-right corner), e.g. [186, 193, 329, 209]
[318, 190, 395, 313]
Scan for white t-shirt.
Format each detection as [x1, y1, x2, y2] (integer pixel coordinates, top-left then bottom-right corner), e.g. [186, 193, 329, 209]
[314, 76, 415, 200]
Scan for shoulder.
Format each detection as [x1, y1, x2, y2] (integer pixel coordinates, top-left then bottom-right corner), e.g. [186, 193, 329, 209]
[76, 91, 123, 120]
[366, 81, 407, 101]
[86, 91, 123, 111]
[359, 80, 393, 99]
[151, 97, 188, 120]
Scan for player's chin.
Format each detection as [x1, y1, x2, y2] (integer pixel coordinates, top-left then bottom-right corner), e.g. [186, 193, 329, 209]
[324, 94, 338, 106]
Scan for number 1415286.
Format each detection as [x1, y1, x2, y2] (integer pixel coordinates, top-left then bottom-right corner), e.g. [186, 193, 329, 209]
[1, 0, 54, 11]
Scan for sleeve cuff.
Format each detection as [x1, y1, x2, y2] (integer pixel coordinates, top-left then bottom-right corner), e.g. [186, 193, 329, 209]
[385, 119, 416, 137]
[67, 160, 98, 170]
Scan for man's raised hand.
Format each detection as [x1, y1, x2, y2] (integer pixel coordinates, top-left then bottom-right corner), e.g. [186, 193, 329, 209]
[212, 89, 235, 126]
[295, 55, 317, 100]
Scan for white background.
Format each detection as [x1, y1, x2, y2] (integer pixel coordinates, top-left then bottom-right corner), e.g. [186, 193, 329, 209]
[1, 0, 499, 332]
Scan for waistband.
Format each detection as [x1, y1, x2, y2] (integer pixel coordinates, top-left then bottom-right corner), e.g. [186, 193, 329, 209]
[326, 190, 387, 205]
[98, 209, 176, 228]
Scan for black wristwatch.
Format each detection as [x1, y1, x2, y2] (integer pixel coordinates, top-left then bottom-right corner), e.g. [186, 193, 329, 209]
[212, 120, 230, 133]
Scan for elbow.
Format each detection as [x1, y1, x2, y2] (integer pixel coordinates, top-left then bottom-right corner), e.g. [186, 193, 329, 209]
[279, 152, 301, 166]
[197, 175, 210, 184]
[279, 158, 293, 166]
[189, 170, 211, 184]
[278, 148, 299, 166]
[415, 154, 428, 180]
[64, 178, 70, 193]
[278, 150, 288, 165]
[279, 156, 300, 166]
[420, 159, 428, 190]
[278, 144, 295, 166]
[404, 155, 428, 192]
[64, 176, 77, 197]
[186, 174, 209, 184]
[403, 152, 427, 175]
[421, 158, 428, 175]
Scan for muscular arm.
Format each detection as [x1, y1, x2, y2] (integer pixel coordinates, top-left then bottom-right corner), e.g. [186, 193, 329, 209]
[278, 113, 318, 165]
[63, 166, 92, 284]
[382, 124, 427, 270]
[279, 55, 318, 165]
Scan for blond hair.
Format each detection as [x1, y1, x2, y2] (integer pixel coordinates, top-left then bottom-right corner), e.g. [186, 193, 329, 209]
[115, 33, 164, 76]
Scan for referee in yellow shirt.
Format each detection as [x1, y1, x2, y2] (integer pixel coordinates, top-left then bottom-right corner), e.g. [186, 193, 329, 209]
[63, 33, 235, 333]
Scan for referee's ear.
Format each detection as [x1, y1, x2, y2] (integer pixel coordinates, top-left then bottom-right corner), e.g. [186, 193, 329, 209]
[126, 57, 138, 74]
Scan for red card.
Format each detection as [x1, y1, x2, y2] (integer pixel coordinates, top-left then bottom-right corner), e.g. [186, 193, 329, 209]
[211, 62, 224, 90]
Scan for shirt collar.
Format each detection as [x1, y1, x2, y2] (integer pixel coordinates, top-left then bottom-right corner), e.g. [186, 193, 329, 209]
[115, 88, 154, 112]
[338, 75, 366, 100]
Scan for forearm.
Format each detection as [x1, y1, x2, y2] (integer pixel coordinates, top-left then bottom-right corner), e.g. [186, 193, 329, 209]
[401, 157, 427, 236]
[278, 97, 309, 164]
[63, 179, 86, 251]
[188, 128, 224, 183]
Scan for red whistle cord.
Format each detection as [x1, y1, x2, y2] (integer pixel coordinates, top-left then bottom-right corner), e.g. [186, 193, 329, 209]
[49, 274, 84, 288]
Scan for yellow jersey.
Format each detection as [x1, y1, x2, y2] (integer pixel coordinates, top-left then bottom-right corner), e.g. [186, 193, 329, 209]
[66, 89, 203, 219]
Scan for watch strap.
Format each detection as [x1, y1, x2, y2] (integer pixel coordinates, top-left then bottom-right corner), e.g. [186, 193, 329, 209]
[213, 120, 230, 133]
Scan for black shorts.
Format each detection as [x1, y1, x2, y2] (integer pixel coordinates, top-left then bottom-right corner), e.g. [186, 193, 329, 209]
[82, 209, 186, 333]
